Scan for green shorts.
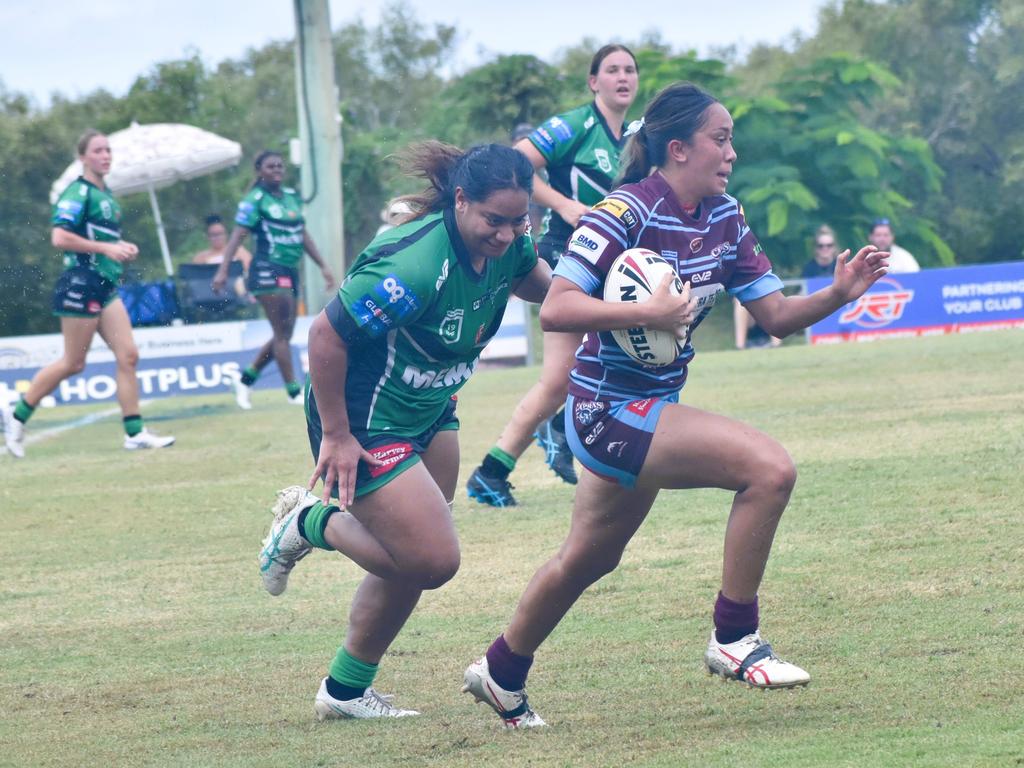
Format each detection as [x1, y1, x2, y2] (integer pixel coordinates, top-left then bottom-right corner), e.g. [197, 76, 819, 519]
[306, 384, 459, 500]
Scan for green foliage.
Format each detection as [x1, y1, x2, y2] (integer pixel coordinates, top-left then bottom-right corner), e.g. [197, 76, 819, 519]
[2, 1, 1022, 336]
[728, 53, 951, 273]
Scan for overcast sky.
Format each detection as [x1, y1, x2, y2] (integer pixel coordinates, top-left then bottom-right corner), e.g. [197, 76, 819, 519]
[3, 0, 831, 106]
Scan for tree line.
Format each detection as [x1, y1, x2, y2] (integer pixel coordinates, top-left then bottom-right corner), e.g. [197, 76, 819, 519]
[1, 0, 1020, 336]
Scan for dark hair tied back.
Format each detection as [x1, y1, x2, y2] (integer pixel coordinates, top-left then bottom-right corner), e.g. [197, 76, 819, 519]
[617, 82, 718, 186]
[394, 141, 534, 217]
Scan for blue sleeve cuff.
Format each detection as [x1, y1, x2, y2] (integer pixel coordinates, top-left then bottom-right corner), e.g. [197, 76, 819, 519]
[729, 271, 784, 303]
[553, 257, 601, 295]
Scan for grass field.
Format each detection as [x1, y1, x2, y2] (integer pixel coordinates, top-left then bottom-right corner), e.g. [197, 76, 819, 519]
[2, 330, 1023, 767]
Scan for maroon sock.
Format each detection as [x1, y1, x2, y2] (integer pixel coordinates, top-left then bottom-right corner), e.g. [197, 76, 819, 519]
[713, 591, 759, 644]
[485, 634, 533, 691]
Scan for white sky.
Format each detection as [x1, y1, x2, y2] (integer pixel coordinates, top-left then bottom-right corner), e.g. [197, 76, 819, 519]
[3, 0, 831, 106]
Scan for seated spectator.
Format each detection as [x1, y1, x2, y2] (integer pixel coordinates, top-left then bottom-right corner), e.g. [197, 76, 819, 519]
[869, 218, 919, 273]
[192, 215, 252, 271]
[802, 224, 839, 279]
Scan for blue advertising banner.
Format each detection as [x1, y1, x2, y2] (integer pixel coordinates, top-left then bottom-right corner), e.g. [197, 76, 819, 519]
[806, 261, 1024, 344]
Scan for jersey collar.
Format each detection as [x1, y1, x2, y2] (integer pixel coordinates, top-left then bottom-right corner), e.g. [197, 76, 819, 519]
[443, 206, 487, 284]
[591, 101, 627, 148]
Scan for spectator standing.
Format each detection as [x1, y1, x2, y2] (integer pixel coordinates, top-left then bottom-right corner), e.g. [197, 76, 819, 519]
[868, 219, 919, 273]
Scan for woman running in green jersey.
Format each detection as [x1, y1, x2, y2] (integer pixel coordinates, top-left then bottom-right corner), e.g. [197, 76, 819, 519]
[256, 142, 551, 720]
[467, 44, 640, 507]
[1, 130, 175, 458]
[212, 151, 335, 408]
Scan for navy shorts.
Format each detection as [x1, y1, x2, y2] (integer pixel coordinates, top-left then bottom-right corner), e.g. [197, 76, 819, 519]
[247, 258, 299, 296]
[306, 386, 459, 500]
[52, 266, 118, 318]
[564, 392, 678, 487]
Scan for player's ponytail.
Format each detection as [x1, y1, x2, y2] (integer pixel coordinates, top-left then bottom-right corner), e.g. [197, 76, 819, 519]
[616, 82, 719, 187]
[395, 141, 534, 217]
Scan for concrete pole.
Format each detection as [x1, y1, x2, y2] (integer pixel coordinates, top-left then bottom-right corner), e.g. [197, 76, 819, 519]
[293, 0, 345, 314]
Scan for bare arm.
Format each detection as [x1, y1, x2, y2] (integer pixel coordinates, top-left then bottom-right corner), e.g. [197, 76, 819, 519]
[539, 274, 697, 334]
[514, 139, 590, 228]
[746, 245, 889, 338]
[512, 260, 552, 304]
[212, 227, 249, 291]
[306, 312, 381, 506]
[52, 228, 138, 262]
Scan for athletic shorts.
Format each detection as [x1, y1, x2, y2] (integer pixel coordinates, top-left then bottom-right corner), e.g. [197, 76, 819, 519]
[52, 266, 118, 318]
[247, 258, 299, 296]
[306, 386, 459, 500]
[564, 392, 679, 488]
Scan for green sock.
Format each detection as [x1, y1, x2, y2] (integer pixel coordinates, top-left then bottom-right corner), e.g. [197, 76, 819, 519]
[13, 397, 35, 424]
[240, 367, 259, 386]
[285, 381, 302, 398]
[300, 501, 338, 550]
[329, 647, 378, 691]
[123, 415, 143, 437]
[487, 445, 517, 473]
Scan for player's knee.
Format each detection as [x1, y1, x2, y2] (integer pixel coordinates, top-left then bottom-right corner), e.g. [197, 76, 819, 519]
[757, 449, 797, 501]
[65, 356, 88, 375]
[407, 546, 461, 590]
[120, 346, 140, 369]
[562, 543, 621, 585]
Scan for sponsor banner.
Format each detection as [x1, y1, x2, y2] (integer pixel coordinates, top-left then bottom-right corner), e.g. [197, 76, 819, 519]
[0, 300, 529, 407]
[807, 261, 1024, 344]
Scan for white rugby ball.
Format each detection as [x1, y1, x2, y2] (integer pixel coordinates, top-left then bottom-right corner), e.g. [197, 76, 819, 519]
[603, 248, 686, 366]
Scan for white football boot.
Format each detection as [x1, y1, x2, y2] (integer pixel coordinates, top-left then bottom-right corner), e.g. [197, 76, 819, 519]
[258, 486, 317, 596]
[704, 630, 810, 689]
[123, 429, 176, 450]
[462, 657, 546, 728]
[287, 391, 304, 406]
[233, 376, 253, 410]
[1, 401, 25, 458]
[314, 678, 419, 720]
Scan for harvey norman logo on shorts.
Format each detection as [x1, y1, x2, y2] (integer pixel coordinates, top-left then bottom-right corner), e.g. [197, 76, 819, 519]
[567, 226, 609, 264]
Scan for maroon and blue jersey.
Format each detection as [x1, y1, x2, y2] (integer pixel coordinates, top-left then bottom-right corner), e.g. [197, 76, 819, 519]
[553, 172, 783, 401]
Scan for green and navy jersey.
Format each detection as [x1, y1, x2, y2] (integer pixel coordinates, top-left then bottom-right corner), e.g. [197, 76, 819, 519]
[529, 102, 626, 250]
[325, 208, 537, 437]
[234, 184, 305, 267]
[52, 176, 124, 283]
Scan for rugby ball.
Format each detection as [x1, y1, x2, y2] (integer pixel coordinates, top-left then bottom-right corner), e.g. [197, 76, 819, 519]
[603, 248, 686, 366]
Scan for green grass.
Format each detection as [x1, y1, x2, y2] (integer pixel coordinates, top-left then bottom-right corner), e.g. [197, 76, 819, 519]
[2, 331, 1023, 767]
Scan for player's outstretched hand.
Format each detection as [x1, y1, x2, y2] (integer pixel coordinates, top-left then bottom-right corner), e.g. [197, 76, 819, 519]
[833, 245, 889, 302]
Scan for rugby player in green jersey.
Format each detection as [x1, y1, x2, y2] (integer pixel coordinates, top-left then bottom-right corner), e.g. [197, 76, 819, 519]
[257, 142, 551, 719]
[467, 45, 639, 506]
[2, 130, 174, 458]
[212, 151, 335, 408]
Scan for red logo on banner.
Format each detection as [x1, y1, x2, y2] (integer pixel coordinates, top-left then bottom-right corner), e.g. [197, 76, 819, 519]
[368, 442, 414, 478]
[839, 278, 914, 328]
[627, 398, 655, 416]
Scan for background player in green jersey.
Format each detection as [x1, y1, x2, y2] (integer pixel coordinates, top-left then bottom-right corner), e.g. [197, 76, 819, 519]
[212, 150, 335, 409]
[2, 130, 175, 458]
[467, 45, 640, 506]
[256, 142, 551, 720]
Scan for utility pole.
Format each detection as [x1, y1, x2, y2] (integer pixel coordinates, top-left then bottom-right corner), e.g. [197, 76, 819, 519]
[293, 0, 345, 314]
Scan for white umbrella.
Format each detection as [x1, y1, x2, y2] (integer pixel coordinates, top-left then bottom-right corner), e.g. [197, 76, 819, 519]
[50, 122, 243, 276]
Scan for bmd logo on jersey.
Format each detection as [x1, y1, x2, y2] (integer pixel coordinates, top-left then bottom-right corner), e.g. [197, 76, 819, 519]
[839, 277, 915, 329]
[567, 227, 609, 264]
[439, 308, 464, 343]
